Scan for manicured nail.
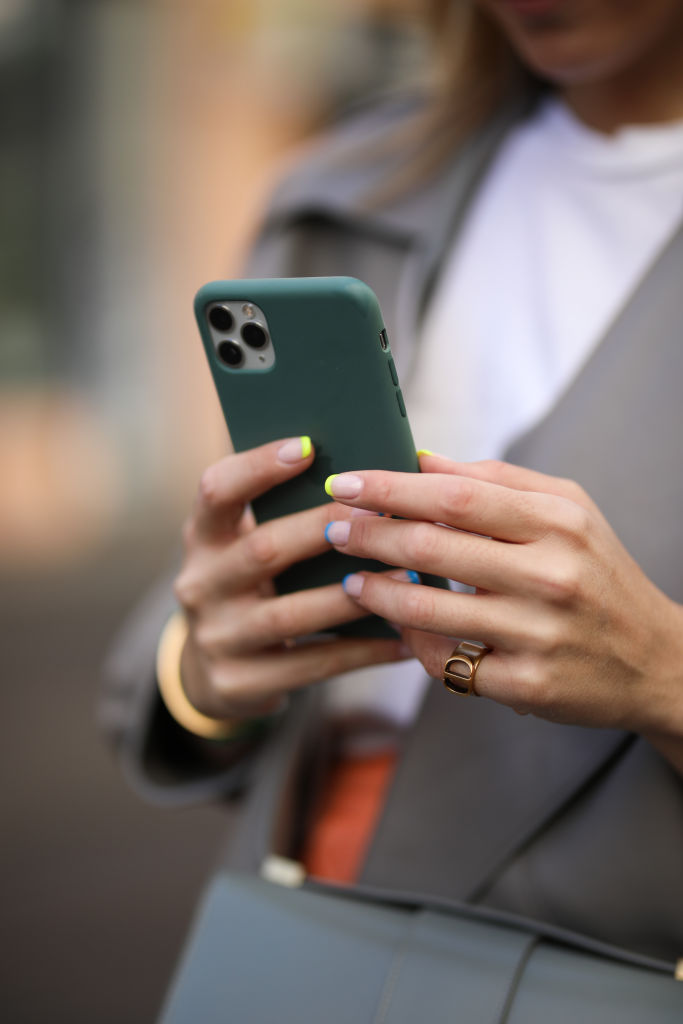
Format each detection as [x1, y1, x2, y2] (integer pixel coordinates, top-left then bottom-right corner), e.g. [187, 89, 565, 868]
[278, 436, 312, 464]
[390, 569, 420, 584]
[342, 573, 364, 597]
[324, 520, 351, 545]
[324, 473, 363, 498]
[416, 449, 435, 458]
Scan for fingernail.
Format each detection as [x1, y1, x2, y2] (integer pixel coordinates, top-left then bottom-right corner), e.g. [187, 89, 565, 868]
[390, 569, 420, 584]
[342, 573, 364, 597]
[278, 436, 312, 464]
[416, 449, 435, 458]
[325, 473, 363, 498]
[324, 520, 351, 545]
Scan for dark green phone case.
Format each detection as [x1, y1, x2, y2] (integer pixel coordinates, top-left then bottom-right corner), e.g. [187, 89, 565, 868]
[194, 277, 446, 638]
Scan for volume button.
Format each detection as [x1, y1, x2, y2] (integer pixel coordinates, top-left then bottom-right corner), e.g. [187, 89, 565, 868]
[396, 389, 407, 417]
[387, 357, 399, 386]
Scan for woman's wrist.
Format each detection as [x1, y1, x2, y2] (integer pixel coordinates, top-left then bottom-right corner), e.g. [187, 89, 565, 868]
[156, 611, 274, 742]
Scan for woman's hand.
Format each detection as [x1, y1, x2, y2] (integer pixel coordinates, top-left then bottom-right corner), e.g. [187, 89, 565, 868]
[173, 437, 410, 722]
[324, 454, 683, 753]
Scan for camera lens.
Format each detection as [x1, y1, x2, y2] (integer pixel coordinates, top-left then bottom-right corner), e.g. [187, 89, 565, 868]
[217, 340, 243, 367]
[241, 322, 268, 349]
[208, 305, 234, 332]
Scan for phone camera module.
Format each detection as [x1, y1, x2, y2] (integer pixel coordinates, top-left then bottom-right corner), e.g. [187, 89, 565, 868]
[208, 305, 234, 332]
[217, 340, 243, 367]
[241, 323, 268, 350]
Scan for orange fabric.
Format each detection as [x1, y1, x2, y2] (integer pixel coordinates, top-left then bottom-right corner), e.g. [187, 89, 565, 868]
[301, 752, 398, 884]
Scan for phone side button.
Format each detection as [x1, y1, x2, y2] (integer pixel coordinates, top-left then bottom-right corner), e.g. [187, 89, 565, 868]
[396, 389, 407, 417]
[387, 357, 399, 387]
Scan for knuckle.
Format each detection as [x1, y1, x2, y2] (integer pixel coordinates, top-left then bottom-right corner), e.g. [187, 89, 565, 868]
[192, 621, 222, 661]
[348, 515, 369, 547]
[210, 663, 249, 706]
[407, 522, 440, 563]
[526, 614, 565, 656]
[402, 583, 436, 630]
[351, 516, 382, 555]
[198, 467, 218, 507]
[267, 601, 297, 640]
[439, 478, 476, 521]
[561, 477, 589, 506]
[479, 458, 506, 477]
[554, 500, 592, 544]
[531, 556, 583, 604]
[373, 474, 395, 507]
[514, 656, 551, 707]
[243, 525, 278, 568]
[173, 571, 202, 612]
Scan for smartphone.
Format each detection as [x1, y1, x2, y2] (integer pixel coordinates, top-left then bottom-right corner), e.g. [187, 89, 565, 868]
[194, 276, 446, 637]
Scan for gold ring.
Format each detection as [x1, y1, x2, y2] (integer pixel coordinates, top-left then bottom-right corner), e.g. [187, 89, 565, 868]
[443, 641, 491, 696]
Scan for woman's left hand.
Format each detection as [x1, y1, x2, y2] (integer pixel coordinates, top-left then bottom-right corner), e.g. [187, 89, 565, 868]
[324, 454, 683, 746]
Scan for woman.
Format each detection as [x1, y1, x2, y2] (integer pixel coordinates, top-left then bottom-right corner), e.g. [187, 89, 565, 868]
[104, 0, 683, 960]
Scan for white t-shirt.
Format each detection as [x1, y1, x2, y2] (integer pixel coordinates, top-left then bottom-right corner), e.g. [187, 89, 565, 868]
[326, 97, 683, 731]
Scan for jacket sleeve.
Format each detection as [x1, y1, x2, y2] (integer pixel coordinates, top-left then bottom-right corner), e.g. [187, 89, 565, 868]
[99, 562, 274, 806]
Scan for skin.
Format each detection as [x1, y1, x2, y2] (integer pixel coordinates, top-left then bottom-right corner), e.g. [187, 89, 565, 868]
[175, 1, 683, 773]
[478, 0, 683, 129]
[326, 455, 683, 775]
[175, 437, 411, 721]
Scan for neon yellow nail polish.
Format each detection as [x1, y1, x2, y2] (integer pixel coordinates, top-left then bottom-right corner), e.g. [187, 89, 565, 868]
[300, 436, 312, 459]
[324, 474, 338, 497]
[416, 449, 435, 457]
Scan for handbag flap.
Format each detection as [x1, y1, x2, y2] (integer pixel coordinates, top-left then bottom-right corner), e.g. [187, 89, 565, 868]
[160, 873, 683, 1024]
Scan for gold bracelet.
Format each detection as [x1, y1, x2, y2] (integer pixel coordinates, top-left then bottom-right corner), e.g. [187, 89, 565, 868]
[156, 611, 252, 741]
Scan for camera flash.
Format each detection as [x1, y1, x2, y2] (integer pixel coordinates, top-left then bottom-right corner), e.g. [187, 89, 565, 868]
[242, 304, 255, 318]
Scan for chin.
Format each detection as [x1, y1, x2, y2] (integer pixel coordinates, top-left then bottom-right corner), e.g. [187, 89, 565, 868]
[480, 0, 682, 90]
[516, 39, 627, 86]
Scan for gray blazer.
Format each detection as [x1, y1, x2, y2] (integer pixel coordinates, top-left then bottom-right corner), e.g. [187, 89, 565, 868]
[102, 94, 683, 961]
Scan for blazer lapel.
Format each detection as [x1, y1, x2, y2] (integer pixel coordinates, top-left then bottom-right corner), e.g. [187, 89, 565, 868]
[361, 687, 629, 901]
[364, 182, 683, 906]
[505, 216, 683, 602]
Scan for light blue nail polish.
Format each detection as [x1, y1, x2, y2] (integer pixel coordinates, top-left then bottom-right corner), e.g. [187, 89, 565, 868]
[342, 573, 364, 597]
[406, 570, 420, 584]
[324, 522, 334, 544]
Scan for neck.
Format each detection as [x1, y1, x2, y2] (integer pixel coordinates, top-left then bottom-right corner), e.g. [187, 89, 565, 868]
[561, 32, 683, 133]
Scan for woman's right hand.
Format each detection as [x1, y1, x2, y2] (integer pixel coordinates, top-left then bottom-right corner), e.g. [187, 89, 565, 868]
[173, 437, 411, 721]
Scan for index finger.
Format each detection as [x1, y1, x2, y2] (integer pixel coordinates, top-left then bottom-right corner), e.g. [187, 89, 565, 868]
[418, 453, 596, 512]
[324, 469, 568, 544]
[195, 436, 314, 540]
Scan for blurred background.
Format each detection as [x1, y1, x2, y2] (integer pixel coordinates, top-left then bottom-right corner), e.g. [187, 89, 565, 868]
[1, 0, 431, 1019]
